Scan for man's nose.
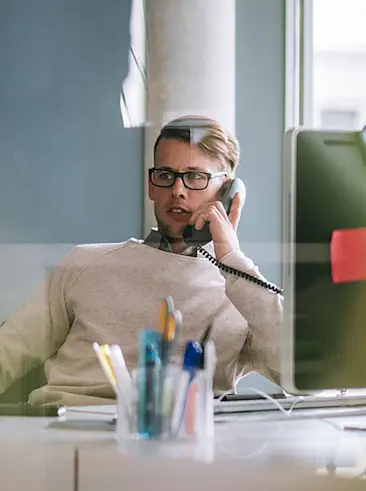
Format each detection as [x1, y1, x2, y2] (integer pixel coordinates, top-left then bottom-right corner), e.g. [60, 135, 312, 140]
[170, 177, 187, 197]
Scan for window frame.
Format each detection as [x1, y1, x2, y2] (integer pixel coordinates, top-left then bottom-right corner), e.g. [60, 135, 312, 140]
[285, 0, 313, 129]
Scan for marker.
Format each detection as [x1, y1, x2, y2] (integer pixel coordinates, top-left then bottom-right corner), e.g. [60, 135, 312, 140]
[144, 342, 159, 437]
[171, 340, 202, 435]
[138, 329, 161, 436]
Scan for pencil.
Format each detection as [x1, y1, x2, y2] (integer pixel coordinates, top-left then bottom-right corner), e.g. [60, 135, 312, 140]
[199, 324, 213, 345]
[74, 448, 79, 491]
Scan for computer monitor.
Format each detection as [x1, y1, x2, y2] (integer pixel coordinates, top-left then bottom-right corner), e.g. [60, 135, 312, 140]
[282, 127, 366, 393]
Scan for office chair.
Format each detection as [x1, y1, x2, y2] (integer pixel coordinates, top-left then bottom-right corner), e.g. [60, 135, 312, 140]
[0, 364, 46, 403]
[0, 319, 46, 403]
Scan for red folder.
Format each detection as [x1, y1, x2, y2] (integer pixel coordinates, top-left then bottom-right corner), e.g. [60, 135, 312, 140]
[330, 228, 366, 284]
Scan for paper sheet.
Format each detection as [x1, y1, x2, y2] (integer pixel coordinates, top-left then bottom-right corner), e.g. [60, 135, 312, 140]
[330, 228, 366, 283]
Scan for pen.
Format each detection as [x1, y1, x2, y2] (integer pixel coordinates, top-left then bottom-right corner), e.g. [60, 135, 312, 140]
[108, 344, 132, 416]
[171, 340, 202, 435]
[204, 340, 217, 388]
[199, 324, 213, 369]
[92, 342, 117, 393]
[172, 309, 182, 350]
[158, 299, 183, 434]
[200, 323, 213, 345]
[144, 342, 159, 437]
[73, 448, 79, 491]
[137, 329, 161, 435]
[159, 296, 176, 365]
[109, 344, 131, 392]
[343, 425, 366, 431]
[202, 340, 216, 438]
[195, 339, 216, 438]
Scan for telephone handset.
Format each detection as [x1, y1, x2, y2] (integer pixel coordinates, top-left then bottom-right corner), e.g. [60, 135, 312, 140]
[183, 178, 247, 246]
[183, 178, 283, 295]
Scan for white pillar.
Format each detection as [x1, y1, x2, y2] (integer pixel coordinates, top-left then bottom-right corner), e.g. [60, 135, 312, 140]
[143, 0, 236, 235]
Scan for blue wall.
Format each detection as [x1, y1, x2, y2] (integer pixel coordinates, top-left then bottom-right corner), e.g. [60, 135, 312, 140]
[0, 0, 143, 244]
[235, 0, 285, 285]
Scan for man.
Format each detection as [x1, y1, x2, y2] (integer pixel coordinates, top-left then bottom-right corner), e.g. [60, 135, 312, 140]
[0, 116, 283, 406]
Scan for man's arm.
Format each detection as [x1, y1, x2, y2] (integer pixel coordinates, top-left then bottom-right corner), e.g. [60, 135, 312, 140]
[189, 192, 283, 381]
[220, 250, 284, 382]
[0, 247, 84, 395]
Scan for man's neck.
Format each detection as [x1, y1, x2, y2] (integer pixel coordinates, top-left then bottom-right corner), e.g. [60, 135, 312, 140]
[166, 237, 188, 255]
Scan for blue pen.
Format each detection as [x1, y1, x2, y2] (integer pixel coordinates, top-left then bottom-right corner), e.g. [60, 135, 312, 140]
[183, 340, 202, 380]
[138, 329, 161, 437]
[144, 342, 158, 436]
[171, 340, 202, 434]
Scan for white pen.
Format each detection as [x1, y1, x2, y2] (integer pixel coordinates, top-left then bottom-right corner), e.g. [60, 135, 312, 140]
[202, 340, 216, 439]
[106, 344, 134, 436]
[171, 370, 191, 435]
[171, 340, 202, 436]
[204, 340, 216, 390]
[108, 344, 133, 414]
[108, 344, 133, 411]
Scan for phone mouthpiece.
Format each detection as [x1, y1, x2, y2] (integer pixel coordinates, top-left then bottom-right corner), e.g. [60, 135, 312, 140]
[182, 223, 211, 247]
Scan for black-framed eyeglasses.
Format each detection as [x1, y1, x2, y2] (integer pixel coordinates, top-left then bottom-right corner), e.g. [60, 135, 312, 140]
[148, 168, 227, 191]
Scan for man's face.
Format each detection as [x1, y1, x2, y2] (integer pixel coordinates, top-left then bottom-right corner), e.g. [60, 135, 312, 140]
[149, 138, 227, 238]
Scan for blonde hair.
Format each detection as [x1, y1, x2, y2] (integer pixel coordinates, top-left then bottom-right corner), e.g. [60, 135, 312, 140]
[154, 115, 240, 176]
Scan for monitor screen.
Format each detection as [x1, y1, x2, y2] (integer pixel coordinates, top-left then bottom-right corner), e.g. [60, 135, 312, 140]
[282, 128, 366, 392]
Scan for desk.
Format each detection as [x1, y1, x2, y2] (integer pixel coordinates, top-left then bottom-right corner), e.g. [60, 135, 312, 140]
[1, 408, 366, 490]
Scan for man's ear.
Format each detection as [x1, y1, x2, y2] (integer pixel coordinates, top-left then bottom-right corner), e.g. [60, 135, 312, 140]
[148, 179, 155, 201]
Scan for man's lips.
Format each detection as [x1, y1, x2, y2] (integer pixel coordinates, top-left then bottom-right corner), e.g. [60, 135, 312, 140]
[167, 207, 190, 213]
[166, 206, 192, 221]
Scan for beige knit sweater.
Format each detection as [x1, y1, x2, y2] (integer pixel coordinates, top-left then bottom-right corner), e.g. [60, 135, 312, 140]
[0, 240, 283, 406]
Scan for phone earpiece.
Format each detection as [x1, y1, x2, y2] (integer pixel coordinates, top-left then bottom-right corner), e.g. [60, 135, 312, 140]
[221, 178, 246, 215]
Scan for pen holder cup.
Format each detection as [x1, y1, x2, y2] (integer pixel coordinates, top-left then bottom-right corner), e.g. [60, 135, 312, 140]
[116, 364, 214, 442]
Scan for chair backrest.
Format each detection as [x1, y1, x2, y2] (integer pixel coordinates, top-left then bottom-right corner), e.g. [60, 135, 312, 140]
[0, 320, 46, 403]
[0, 364, 46, 403]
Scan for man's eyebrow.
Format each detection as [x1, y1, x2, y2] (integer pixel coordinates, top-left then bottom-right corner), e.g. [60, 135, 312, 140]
[186, 166, 207, 171]
[156, 166, 207, 172]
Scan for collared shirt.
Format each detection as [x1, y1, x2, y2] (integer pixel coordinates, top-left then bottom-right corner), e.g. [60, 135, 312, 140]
[144, 227, 198, 257]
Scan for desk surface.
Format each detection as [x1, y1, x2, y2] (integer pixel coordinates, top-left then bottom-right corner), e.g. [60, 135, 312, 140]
[1, 408, 366, 490]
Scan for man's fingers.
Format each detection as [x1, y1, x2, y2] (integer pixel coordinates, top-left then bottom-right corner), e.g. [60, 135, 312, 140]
[189, 201, 227, 225]
[194, 206, 222, 230]
[228, 192, 242, 230]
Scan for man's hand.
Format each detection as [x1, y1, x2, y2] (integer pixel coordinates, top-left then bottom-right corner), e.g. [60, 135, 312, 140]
[189, 192, 242, 260]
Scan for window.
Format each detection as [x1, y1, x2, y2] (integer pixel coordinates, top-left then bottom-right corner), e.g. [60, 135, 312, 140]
[308, 0, 366, 129]
[320, 108, 359, 129]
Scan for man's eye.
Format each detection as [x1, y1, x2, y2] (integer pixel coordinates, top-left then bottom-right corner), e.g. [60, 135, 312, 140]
[186, 172, 205, 180]
[157, 171, 174, 180]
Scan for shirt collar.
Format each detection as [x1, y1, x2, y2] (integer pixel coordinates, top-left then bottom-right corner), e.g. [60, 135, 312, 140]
[143, 228, 216, 258]
[143, 228, 198, 256]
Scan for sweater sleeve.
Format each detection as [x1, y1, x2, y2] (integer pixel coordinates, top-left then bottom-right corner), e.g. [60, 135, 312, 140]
[0, 246, 89, 396]
[219, 249, 284, 383]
